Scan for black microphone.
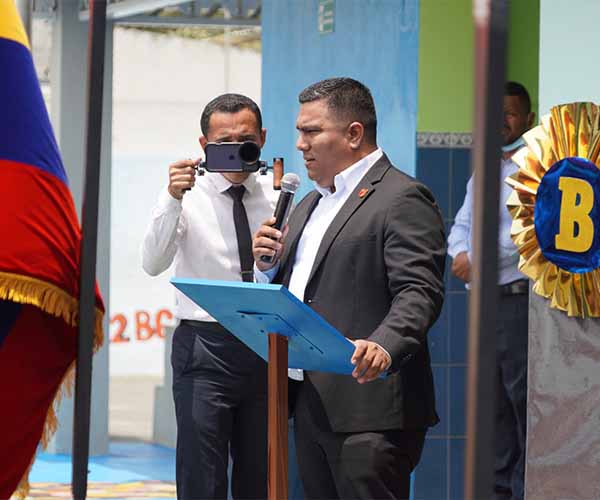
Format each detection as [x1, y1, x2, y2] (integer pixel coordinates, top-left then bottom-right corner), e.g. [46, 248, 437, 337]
[260, 172, 301, 264]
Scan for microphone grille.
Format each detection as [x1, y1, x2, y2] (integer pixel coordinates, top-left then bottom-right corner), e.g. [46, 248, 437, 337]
[280, 173, 301, 193]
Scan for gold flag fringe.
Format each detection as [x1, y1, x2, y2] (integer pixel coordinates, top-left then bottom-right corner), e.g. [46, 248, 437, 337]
[0, 271, 104, 500]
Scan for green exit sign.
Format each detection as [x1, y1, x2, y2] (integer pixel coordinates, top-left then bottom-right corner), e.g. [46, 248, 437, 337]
[318, 0, 335, 34]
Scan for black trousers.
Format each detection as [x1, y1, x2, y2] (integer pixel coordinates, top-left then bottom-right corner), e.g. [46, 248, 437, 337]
[293, 381, 426, 500]
[494, 293, 528, 500]
[171, 321, 268, 500]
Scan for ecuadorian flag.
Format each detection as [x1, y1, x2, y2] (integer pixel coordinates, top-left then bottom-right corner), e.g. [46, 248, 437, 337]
[0, 2, 104, 498]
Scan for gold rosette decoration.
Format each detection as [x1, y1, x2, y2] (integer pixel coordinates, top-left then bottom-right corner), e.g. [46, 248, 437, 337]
[506, 102, 600, 317]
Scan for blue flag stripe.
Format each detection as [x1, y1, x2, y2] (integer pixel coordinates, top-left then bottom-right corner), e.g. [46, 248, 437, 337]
[0, 37, 67, 184]
[0, 300, 22, 349]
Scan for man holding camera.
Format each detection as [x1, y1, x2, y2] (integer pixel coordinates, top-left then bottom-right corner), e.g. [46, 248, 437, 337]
[142, 94, 278, 500]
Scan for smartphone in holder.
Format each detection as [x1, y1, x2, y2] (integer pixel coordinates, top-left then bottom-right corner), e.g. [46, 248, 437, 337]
[203, 141, 264, 172]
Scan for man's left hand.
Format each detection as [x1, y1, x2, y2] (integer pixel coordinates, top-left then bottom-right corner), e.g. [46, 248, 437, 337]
[350, 340, 392, 384]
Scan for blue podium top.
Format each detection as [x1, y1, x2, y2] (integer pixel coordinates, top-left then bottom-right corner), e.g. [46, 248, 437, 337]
[171, 278, 355, 374]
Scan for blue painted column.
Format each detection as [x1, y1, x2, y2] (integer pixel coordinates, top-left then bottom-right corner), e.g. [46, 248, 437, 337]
[261, 0, 419, 198]
[261, 2, 419, 499]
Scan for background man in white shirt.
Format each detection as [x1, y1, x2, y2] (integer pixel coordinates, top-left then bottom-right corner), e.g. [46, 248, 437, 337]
[448, 81, 535, 500]
[253, 77, 446, 500]
[142, 94, 278, 500]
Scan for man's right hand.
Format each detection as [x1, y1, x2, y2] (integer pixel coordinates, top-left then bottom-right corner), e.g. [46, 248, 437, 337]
[451, 251, 471, 282]
[253, 217, 287, 272]
[168, 159, 199, 200]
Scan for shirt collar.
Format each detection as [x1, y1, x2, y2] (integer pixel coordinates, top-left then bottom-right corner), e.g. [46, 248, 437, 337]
[208, 171, 259, 195]
[315, 148, 383, 198]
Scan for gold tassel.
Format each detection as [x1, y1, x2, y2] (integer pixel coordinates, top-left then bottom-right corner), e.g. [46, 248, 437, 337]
[0, 271, 78, 326]
[12, 459, 34, 500]
[1, 271, 104, 500]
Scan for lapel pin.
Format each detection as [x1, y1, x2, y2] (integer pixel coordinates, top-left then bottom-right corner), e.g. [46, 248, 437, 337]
[358, 188, 369, 198]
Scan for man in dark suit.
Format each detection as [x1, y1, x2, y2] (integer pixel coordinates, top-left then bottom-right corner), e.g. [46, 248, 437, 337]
[253, 77, 446, 500]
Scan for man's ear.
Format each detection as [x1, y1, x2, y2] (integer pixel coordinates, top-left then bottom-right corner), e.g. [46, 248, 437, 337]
[259, 128, 267, 148]
[527, 112, 536, 129]
[347, 122, 365, 150]
[199, 136, 208, 150]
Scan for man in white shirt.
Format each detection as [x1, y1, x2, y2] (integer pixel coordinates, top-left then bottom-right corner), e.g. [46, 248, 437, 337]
[142, 94, 277, 500]
[448, 81, 535, 500]
[253, 77, 446, 500]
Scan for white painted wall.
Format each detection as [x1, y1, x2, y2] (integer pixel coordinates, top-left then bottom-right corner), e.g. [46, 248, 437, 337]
[539, 0, 600, 115]
[110, 27, 261, 375]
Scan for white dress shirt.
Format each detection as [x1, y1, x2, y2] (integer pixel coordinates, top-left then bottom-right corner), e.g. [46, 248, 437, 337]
[447, 154, 525, 286]
[142, 171, 278, 320]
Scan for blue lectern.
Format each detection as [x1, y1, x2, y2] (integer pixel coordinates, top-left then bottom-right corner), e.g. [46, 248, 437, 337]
[171, 278, 354, 372]
[171, 278, 355, 500]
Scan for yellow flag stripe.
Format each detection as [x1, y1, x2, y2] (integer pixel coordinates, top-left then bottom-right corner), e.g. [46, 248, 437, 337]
[0, 0, 31, 50]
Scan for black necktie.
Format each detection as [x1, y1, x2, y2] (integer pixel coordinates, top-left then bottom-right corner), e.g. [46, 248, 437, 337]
[227, 185, 254, 282]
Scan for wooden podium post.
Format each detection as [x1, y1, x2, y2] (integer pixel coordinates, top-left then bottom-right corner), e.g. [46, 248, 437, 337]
[170, 279, 358, 499]
[268, 333, 288, 500]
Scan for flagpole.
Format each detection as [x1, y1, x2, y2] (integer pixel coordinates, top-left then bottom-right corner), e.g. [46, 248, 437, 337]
[464, 0, 509, 498]
[72, 1, 107, 499]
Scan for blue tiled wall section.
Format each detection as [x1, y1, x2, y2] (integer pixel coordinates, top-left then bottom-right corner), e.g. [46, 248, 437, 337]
[414, 438, 448, 500]
[413, 139, 471, 500]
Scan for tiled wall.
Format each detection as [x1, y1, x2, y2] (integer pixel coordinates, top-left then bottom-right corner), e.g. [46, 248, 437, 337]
[413, 133, 472, 500]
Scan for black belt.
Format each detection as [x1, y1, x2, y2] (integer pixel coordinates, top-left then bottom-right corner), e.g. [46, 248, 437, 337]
[180, 319, 227, 333]
[498, 279, 529, 296]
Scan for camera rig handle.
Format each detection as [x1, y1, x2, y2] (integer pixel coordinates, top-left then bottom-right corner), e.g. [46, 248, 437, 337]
[272, 157, 284, 190]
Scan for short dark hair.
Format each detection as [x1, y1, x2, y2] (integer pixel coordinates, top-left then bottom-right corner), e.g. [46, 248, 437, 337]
[298, 77, 377, 144]
[200, 93, 262, 136]
[505, 81, 531, 114]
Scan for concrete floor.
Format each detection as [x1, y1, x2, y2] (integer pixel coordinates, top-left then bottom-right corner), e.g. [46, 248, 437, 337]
[24, 377, 176, 499]
[106, 375, 305, 500]
[109, 376, 162, 442]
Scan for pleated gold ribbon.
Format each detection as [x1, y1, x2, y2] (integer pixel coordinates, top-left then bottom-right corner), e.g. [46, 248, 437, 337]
[506, 102, 600, 317]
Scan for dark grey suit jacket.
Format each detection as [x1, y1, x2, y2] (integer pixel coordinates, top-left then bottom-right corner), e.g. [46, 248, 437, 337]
[275, 153, 446, 433]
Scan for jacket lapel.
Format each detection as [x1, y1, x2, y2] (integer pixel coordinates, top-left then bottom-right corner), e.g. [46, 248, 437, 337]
[306, 155, 391, 286]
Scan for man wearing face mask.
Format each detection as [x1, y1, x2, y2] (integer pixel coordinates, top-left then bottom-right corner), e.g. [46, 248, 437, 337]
[448, 81, 535, 500]
[142, 94, 278, 500]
